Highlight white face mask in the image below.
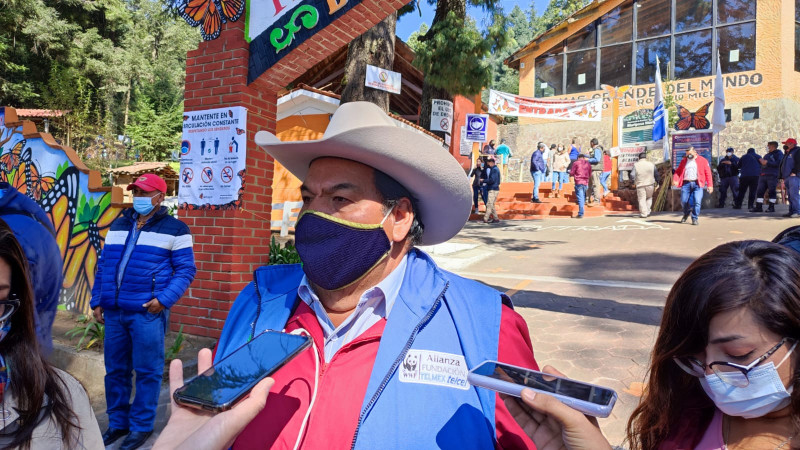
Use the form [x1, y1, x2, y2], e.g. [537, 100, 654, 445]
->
[699, 342, 796, 419]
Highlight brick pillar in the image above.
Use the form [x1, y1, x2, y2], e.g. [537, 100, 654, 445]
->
[173, 21, 277, 338]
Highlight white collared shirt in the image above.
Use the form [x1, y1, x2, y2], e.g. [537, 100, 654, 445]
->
[684, 158, 698, 180]
[297, 254, 409, 361]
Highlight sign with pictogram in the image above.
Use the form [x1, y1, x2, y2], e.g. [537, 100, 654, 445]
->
[464, 114, 489, 142]
[220, 166, 234, 183]
[201, 167, 214, 183]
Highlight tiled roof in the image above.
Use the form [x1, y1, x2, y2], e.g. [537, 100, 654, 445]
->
[15, 109, 70, 118]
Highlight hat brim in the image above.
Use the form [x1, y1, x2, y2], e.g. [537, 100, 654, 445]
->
[256, 126, 471, 245]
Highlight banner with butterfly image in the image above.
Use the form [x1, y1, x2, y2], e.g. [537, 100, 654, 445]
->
[488, 90, 602, 121]
[179, 106, 247, 210]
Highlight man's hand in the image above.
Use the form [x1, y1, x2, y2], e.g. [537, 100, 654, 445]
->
[93, 306, 104, 324]
[503, 366, 612, 450]
[707, 185, 714, 194]
[722, 160, 731, 165]
[143, 298, 165, 314]
[153, 349, 274, 450]
[760, 159, 767, 166]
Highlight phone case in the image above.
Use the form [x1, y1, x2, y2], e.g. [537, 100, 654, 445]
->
[173, 331, 311, 412]
[467, 360, 617, 418]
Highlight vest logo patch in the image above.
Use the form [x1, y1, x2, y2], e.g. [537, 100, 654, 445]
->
[399, 350, 469, 390]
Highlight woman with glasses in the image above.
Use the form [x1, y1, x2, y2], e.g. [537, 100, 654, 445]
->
[506, 240, 798, 450]
[0, 219, 103, 448]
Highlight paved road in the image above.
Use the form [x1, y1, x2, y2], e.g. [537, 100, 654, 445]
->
[97, 206, 795, 449]
[425, 206, 794, 446]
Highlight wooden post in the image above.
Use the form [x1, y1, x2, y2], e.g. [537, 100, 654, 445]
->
[471, 93, 482, 165]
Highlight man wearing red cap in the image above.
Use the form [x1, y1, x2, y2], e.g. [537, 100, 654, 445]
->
[779, 138, 800, 218]
[90, 173, 196, 449]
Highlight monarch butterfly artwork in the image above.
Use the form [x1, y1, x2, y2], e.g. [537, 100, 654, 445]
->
[0, 139, 24, 175]
[235, 128, 245, 135]
[674, 103, 712, 131]
[179, 0, 245, 41]
[14, 148, 56, 201]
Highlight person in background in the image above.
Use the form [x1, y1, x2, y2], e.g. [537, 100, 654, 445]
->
[505, 240, 799, 450]
[530, 143, 547, 203]
[482, 139, 496, 155]
[545, 144, 556, 183]
[734, 147, 762, 210]
[632, 152, 659, 218]
[551, 145, 570, 198]
[673, 147, 713, 225]
[91, 173, 197, 450]
[751, 141, 783, 213]
[0, 184, 62, 355]
[600, 149, 612, 198]
[569, 153, 591, 219]
[0, 219, 103, 448]
[569, 138, 581, 162]
[483, 156, 502, 224]
[495, 139, 513, 179]
[778, 137, 800, 218]
[717, 147, 740, 208]
[587, 138, 604, 204]
[469, 158, 487, 214]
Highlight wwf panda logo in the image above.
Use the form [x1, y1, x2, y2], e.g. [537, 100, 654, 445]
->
[401, 353, 419, 379]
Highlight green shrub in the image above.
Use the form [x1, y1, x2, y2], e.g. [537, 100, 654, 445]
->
[268, 236, 301, 265]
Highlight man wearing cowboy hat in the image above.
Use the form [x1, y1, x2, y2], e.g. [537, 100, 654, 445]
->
[174, 102, 540, 449]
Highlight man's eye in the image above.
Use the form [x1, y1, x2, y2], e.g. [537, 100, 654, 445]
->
[333, 196, 348, 203]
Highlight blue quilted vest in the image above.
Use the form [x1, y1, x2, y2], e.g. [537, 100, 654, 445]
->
[216, 249, 509, 449]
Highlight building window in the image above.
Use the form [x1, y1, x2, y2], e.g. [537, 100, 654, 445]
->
[567, 24, 597, 52]
[724, 109, 731, 122]
[717, 0, 756, 24]
[674, 29, 712, 78]
[636, 0, 671, 39]
[566, 49, 597, 94]
[601, 43, 633, 87]
[718, 22, 756, 73]
[636, 37, 671, 84]
[675, 0, 712, 32]
[535, 52, 564, 97]
[743, 107, 759, 121]
[599, 3, 634, 46]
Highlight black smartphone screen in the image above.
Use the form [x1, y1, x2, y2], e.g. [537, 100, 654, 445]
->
[176, 331, 311, 409]
[473, 362, 615, 406]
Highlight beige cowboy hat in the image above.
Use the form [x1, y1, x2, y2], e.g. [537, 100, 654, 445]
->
[254, 101, 471, 245]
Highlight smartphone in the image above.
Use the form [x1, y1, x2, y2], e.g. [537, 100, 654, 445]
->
[173, 330, 311, 412]
[467, 360, 617, 418]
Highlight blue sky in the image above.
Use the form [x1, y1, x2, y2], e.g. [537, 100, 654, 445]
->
[396, 0, 551, 40]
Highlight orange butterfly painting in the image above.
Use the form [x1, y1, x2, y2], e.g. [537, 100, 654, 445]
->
[14, 148, 56, 201]
[179, 0, 244, 41]
[674, 103, 712, 131]
[0, 139, 24, 176]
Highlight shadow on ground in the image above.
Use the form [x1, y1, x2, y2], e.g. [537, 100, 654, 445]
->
[553, 252, 695, 286]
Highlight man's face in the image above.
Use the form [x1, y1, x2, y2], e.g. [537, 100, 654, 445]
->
[788, 142, 797, 150]
[131, 187, 163, 206]
[487, 160, 496, 167]
[768, 144, 778, 152]
[686, 149, 697, 159]
[300, 158, 387, 226]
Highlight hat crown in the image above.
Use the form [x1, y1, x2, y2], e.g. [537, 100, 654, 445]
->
[323, 102, 395, 138]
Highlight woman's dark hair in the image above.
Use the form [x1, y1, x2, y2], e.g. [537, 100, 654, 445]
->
[0, 219, 80, 448]
[626, 241, 800, 450]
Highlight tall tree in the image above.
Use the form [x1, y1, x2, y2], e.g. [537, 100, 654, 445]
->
[414, 0, 509, 138]
[339, 13, 398, 112]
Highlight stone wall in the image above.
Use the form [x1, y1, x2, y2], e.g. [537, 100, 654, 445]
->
[718, 98, 800, 154]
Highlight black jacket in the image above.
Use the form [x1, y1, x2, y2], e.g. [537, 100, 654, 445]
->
[717, 155, 740, 178]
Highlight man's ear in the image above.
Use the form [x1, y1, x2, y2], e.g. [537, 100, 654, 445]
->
[388, 198, 414, 244]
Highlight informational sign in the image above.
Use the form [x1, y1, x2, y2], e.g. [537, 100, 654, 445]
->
[247, 0, 365, 83]
[621, 109, 655, 145]
[464, 114, 489, 142]
[459, 127, 472, 156]
[365, 64, 402, 94]
[488, 89, 602, 122]
[430, 99, 453, 133]
[179, 106, 247, 209]
[618, 146, 646, 171]
[671, 131, 713, 170]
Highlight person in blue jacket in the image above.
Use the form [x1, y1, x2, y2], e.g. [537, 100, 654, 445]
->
[0, 183, 62, 354]
[779, 137, 800, 218]
[530, 143, 547, 203]
[91, 173, 196, 450]
[734, 147, 762, 210]
[751, 141, 784, 213]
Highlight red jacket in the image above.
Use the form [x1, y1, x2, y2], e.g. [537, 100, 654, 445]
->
[569, 159, 591, 185]
[231, 301, 540, 449]
[672, 156, 713, 188]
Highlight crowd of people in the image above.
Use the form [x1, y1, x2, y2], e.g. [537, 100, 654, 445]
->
[0, 102, 796, 449]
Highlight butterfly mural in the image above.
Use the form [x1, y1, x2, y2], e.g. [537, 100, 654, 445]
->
[674, 103, 712, 131]
[179, 0, 245, 41]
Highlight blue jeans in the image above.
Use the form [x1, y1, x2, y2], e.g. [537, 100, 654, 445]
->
[787, 176, 800, 214]
[104, 308, 168, 432]
[681, 182, 705, 220]
[472, 185, 487, 209]
[531, 171, 544, 200]
[575, 184, 587, 216]
[719, 176, 739, 207]
[553, 171, 569, 191]
[600, 171, 611, 194]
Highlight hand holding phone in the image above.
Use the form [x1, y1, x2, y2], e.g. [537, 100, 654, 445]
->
[152, 349, 275, 450]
